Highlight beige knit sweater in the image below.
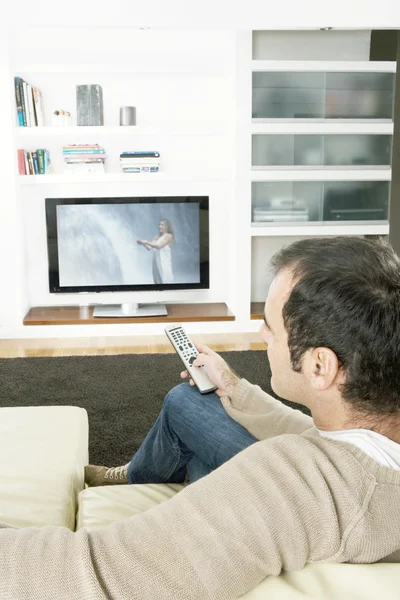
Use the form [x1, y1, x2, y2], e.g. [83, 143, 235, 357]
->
[1, 379, 400, 599]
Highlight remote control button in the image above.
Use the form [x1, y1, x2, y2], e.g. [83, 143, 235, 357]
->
[188, 356, 196, 365]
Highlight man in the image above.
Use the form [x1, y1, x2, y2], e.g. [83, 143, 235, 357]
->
[1, 236, 400, 599]
[86, 234, 400, 487]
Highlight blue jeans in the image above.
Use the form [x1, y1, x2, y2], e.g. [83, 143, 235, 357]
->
[127, 382, 258, 484]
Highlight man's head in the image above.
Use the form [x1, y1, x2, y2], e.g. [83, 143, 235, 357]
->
[261, 236, 400, 422]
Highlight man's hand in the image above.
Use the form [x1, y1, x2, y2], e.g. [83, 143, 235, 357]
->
[180, 343, 240, 397]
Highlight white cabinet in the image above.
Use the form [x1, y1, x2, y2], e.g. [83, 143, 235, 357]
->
[233, 31, 396, 322]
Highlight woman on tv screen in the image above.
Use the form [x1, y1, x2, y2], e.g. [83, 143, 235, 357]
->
[137, 219, 174, 284]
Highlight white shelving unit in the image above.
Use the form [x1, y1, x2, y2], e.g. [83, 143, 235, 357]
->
[245, 34, 397, 322]
[1, 27, 398, 339]
[4, 26, 241, 338]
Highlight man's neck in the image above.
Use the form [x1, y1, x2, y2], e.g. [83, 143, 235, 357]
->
[313, 401, 400, 445]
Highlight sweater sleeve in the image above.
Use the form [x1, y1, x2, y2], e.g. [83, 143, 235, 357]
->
[220, 379, 314, 440]
[0, 436, 364, 600]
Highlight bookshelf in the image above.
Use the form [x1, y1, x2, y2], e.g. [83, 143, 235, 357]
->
[5, 26, 241, 338]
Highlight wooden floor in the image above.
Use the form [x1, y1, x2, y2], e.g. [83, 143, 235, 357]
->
[0, 333, 265, 358]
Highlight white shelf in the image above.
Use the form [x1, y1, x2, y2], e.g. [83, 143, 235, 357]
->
[251, 121, 394, 135]
[251, 223, 390, 237]
[251, 168, 392, 181]
[14, 62, 224, 76]
[14, 125, 230, 137]
[17, 173, 228, 185]
[251, 60, 397, 73]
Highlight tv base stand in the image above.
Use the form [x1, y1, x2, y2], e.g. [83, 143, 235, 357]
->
[93, 303, 168, 318]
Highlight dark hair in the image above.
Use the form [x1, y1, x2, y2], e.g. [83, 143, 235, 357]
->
[270, 236, 400, 416]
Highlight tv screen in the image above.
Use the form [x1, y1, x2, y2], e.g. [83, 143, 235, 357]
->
[45, 196, 209, 293]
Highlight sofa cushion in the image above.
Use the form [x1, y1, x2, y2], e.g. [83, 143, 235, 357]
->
[77, 483, 185, 530]
[241, 562, 400, 599]
[78, 482, 400, 599]
[0, 406, 88, 530]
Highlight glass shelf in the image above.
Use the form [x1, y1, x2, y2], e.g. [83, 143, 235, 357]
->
[252, 71, 395, 120]
[252, 180, 390, 223]
[252, 134, 392, 167]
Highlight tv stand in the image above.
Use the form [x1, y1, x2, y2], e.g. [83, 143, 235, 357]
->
[93, 302, 168, 318]
[23, 303, 235, 325]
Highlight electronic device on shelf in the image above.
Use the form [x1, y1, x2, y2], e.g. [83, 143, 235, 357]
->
[45, 196, 210, 317]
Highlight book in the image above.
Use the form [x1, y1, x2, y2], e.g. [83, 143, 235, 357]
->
[64, 158, 105, 163]
[122, 166, 160, 173]
[24, 151, 29, 174]
[32, 87, 45, 127]
[36, 149, 45, 174]
[44, 150, 51, 173]
[120, 158, 160, 164]
[14, 78, 24, 127]
[120, 151, 160, 158]
[63, 149, 105, 154]
[27, 84, 36, 126]
[27, 152, 34, 174]
[31, 151, 39, 174]
[22, 81, 31, 127]
[17, 149, 26, 174]
[19, 78, 27, 126]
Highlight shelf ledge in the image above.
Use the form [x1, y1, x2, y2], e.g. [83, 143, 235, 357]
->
[251, 223, 389, 236]
[17, 173, 229, 184]
[251, 60, 397, 72]
[14, 125, 230, 137]
[23, 303, 235, 326]
[250, 168, 392, 181]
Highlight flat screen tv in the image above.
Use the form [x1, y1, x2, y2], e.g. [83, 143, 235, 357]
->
[45, 196, 210, 317]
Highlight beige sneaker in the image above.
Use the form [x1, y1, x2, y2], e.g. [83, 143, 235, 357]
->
[84, 463, 130, 487]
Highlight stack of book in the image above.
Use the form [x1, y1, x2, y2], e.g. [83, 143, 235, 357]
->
[14, 77, 45, 127]
[62, 144, 106, 174]
[120, 151, 160, 173]
[17, 149, 51, 175]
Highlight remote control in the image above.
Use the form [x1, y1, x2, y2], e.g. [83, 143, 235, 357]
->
[165, 324, 217, 394]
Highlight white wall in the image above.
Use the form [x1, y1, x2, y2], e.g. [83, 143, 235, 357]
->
[0, 26, 27, 333]
[5, 0, 400, 29]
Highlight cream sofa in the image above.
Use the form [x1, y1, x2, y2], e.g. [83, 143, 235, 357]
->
[1, 405, 399, 599]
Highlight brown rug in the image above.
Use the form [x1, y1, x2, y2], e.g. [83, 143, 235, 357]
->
[0, 351, 310, 465]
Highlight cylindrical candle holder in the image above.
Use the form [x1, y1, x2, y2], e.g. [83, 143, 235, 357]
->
[119, 106, 136, 126]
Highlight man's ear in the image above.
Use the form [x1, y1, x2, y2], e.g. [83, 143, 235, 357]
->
[305, 347, 340, 391]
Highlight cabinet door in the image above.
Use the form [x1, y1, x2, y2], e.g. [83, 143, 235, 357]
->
[252, 71, 395, 120]
[252, 134, 392, 167]
[252, 180, 390, 223]
[325, 72, 395, 119]
[252, 72, 325, 119]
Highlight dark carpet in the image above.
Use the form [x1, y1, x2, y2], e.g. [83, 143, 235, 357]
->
[0, 351, 310, 466]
